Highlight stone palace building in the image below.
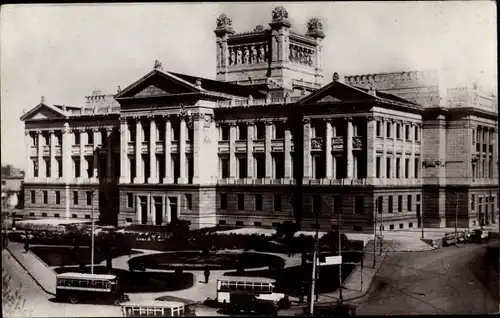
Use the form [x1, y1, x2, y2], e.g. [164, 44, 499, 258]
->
[20, 7, 498, 231]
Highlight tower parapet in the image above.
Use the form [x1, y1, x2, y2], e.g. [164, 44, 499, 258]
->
[214, 7, 325, 97]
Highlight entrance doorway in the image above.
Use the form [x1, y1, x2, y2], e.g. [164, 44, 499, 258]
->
[154, 197, 163, 225]
[139, 196, 148, 225]
[169, 197, 178, 223]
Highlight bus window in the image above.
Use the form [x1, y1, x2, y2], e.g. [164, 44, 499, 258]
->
[165, 308, 172, 317]
[254, 283, 262, 292]
[229, 282, 237, 290]
[220, 281, 229, 290]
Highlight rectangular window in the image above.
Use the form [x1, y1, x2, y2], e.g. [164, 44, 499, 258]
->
[72, 214, 77, 219]
[407, 195, 412, 211]
[255, 123, 265, 140]
[73, 191, 78, 205]
[237, 123, 247, 140]
[389, 224, 394, 230]
[396, 158, 401, 178]
[405, 125, 410, 140]
[43, 191, 48, 204]
[74, 158, 81, 178]
[414, 126, 419, 141]
[255, 194, 263, 211]
[127, 193, 133, 208]
[377, 196, 383, 214]
[274, 122, 285, 139]
[274, 195, 282, 212]
[376, 157, 381, 178]
[355, 196, 364, 214]
[42, 213, 47, 217]
[388, 196, 393, 213]
[45, 158, 51, 177]
[333, 195, 342, 214]
[386, 122, 392, 138]
[409, 222, 413, 228]
[87, 131, 94, 145]
[405, 158, 410, 178]
[57, 159, 63, 178]
[398, 195, 403, 212]
[237, 194, 244, 211]
[219, 220, 227, 225]
[399, 223, 404, 229]
[471, 194, 475, 210]
[417, 194, 421, 202]
[33, 159, 39, 178]
[85, 214, 90, 219]
[396, 124, 401, 139]
[74, 131, 81, 145]
[376, 121, 381, 137]
[236, 221, 244, 226]
[312, 195, 321, 215]
[386, 158, 391, 178]
[220, 194, 227, 210]
[185, 194, 192, 210]
[254, 221, 262, 227]
[55, 191, 61, 204]
[414, 158, 419, 178]
[54, 213, 60, 218]
[30, 190, 36, 204]
[86, 191, 92, 205]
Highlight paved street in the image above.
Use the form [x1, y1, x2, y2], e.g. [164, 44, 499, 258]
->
[351, 244, 498, 315]
[2, 250, 122, 317]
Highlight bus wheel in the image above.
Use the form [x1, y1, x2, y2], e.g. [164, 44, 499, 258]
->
[69, 295, 79, 304]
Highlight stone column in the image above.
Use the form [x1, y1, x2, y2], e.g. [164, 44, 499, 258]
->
[24, 132, 32, 179]
[284, 125, 292, 179]
[401, 122, 406, 179]
[303, 118, 312, 182]
[246, 123, 254, 180]
[192, 113, 203, 184]
[106, 128, 112, 179]
[229, 122, 237, 179]
[392, 120, 397, 179]
[150, 195, 156, 225]
[493, 129, 498, 179]
[120, 119, 129, 183]
[37, 131, 44, 178]
[178, 117, 187, 184]
[149, 116, 158, 184]
[136, 195, 141, 224]
[410, 123, 416, 179]
[63, 123, 71, 218]
[325, 119, 333, 179]
[366, 116, 376, 182]
[478, 126, 483, 178]
[382, 119, 387, 180]
[265, 122, 273, 180]
[80, 129, 88, 179]
[163, 116, 173, 183]
[134, 118, 144, 184]
[485, 127, 490, 179]
[49, 130, 57, 179]
[92, 128, 99, 180]
[346, 117, 354, 179]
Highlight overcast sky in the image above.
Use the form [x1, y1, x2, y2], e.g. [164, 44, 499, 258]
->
[1, 2, 497, 169]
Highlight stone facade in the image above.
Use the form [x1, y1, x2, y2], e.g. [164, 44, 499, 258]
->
[19, 7, 498, 232]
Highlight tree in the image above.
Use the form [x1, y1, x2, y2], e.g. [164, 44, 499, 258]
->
[319, 230, 349, 253]
[96, 231, 135, 273]
[166, 219, 191, 247]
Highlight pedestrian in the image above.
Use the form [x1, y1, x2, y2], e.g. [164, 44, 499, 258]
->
[23, 240, 29, 253]
[204, 266, 210, 284]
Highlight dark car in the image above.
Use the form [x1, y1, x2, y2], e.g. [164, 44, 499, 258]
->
[469, 229, 488, 244]
[228, 291, 278, 315]
[303, 303, 357, 316]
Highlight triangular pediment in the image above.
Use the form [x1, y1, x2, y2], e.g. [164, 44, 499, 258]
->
[116, 69, 204, 99]
[297, 80, 377, 105]
[20, 103, 66, 121]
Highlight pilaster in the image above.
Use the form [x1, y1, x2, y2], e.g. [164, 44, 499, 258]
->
[325, 119, 333, 179]
[265, 122, 273, 179]
[346, 117, 354, 179]
[246, 123, 254, 180]
[120, 119, 129, 183]
[134, 118, 144, 184]
[284, 126, 292, 179]
[303, 117, 312, 182]
[229, 122, 237, 179]
[149, 116, 158, 184]
[163, 116, 173, 184]
[178, 117, 187, 184]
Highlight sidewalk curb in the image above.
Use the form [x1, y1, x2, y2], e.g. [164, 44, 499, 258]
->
[5, 245, 56, 297]
[342, 252, 388, 302]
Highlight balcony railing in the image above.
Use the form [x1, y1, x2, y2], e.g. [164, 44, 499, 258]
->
[332, 137, 344, 151]
[311, 137, 325, 150]
[352, 136, 364, 150]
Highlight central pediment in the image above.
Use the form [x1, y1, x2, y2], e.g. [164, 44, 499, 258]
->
[116, 69, 204, 100]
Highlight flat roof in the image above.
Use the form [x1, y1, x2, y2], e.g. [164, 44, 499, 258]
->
[56, 272, 117, 280]
[121, 300, 185, 308]
[218, 276, 276, 284]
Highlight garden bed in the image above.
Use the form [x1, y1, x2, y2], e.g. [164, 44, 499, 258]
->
[128, 251, 284, 271]
[53, 265, 194, 293]
[31, 246, 142, 267]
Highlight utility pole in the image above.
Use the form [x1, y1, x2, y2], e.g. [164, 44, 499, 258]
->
[309, 224, 318, 315]
[338, 209, 343, 303]
[455, 192, 459, 246]
[91, 189, 96, 274]
[421, 207, 424, 239]
[373, 208, 377, 268]
[379, 208, 384, 256]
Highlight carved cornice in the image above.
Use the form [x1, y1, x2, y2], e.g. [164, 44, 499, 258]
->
[24, 131, 30, 136]
[120, 118, 128, 124]
[366, 116, 375, 122]
[48, 130, 54, 134]
[344, 116, 353, 122]
[323, 118, 332, 124]
[302, 117, 311, 125]
[92, 128, 100, 133]
[106, 127, 114, 133]
[35, 129, 42, 134]
[228, 122, 237, 127]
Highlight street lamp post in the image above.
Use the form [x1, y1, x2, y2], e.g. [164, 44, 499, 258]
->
[455, 192, 459, 246]
[91, 190, 97, 274]
[338, 210, 343, 304]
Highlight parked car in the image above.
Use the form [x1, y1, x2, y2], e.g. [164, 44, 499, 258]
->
[469, 229, 488, 244]
[228, 291, 278, 315]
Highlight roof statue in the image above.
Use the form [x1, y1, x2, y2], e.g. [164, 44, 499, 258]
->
[41, 96, 45, 103]
[306, 17, 325, 38]
[216, 13, 232, 29]
[154, 60, 163, 70]
[272, 6, 289, 22]
[254, 24, 264, 32]
[117, 85, 122, 93]
[332, 72, 340, 81]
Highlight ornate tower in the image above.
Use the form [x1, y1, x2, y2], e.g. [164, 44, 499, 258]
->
[214, 7, 326, 97]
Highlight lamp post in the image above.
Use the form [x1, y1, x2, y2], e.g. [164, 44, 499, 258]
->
[91, 189, 97, 274]
[455, 192, 459, 246]
[338, 210, 343, 304]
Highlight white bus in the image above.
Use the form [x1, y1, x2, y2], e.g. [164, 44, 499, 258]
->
[56, 272, 129, 305]
[120, 300, 191, 317]
[216, 276, 286, 304]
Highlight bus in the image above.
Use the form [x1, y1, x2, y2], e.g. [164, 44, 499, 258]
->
[216, 276, 287, 305]
[120, 300, 192, 317]
[55, 272, 129, 305]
